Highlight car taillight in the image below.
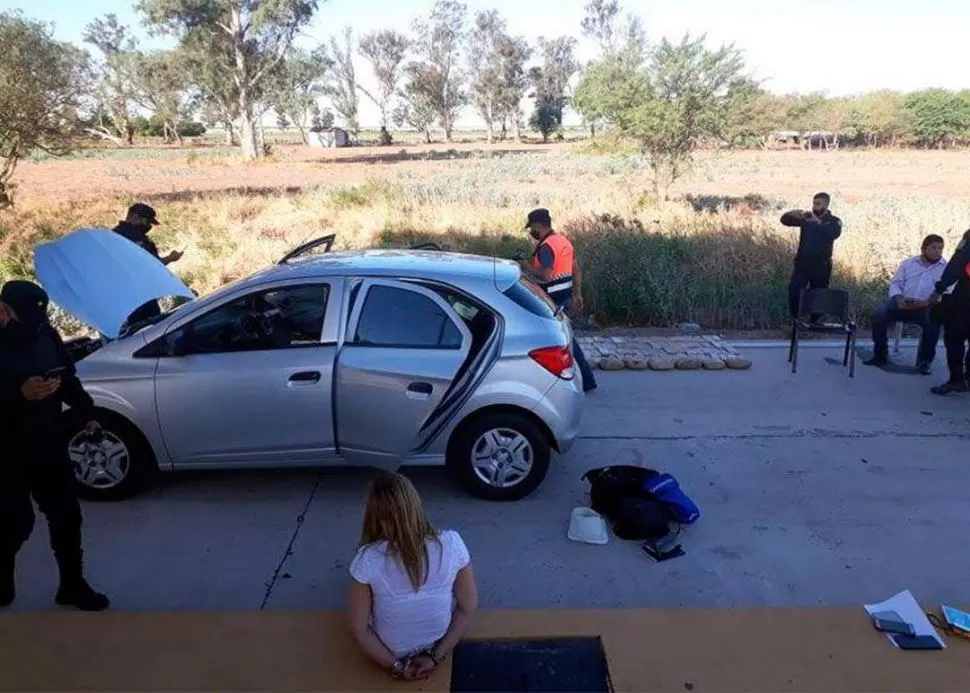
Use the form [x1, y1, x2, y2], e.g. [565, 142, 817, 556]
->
[529, 345, 575, 379]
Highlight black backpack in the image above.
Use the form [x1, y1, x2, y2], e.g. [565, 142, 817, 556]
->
[581, 465, 671, 541]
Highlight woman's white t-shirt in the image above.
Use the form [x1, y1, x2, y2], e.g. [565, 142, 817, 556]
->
[350, 530, 470, 658]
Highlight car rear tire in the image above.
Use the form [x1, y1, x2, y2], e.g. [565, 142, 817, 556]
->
[449, 411, 551, 501]
[64, 411, 156, 501]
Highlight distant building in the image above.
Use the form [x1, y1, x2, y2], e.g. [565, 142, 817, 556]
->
[767, 130, 839, 150]
[308, 126, 351, 148]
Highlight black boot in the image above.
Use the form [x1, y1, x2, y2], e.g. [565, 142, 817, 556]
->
[0, 553, 14, 608]
[54, 553, 109, 612]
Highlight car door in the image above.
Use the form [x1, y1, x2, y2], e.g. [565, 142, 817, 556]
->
[153, 280, 341, 466]
[335, 279, 472, 466]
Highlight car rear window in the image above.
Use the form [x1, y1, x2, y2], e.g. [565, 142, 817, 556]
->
[503, 278, 557, 319]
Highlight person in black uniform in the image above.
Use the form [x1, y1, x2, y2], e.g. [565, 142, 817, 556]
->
[780, 192, 843, 318]
[0, 280, 110, 610]
[113, 202, 184, 326]
[928, 229, 970, 395]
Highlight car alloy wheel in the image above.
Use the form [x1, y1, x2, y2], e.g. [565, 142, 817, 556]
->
[68, 430, 132, 491]
[470, 427, 535, 489]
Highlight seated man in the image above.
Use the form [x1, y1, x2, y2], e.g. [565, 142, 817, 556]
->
[865, 234, 947, 374]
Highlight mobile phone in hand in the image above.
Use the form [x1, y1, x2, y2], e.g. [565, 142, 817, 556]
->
[44, 366, 68, 379]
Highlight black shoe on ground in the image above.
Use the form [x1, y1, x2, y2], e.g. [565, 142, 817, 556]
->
[55, 579, 110, 611]
[584, 383, 597, 393]
[863, 355, 888, 367]
[931, 380, 967, 396]
[916, 361, 932, 375]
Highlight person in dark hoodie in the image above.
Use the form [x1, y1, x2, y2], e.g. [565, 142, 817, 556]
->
[780, 192, 843, 319]
[113, 203, 184, 327]
[0, 280, 109, 610]
[927, 229, 970, 395]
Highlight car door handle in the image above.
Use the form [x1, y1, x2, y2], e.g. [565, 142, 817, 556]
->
[406, 382, 433, 399]
[288, 371, 321, 385]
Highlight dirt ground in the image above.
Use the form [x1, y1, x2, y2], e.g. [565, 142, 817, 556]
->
[11, 141, 970, 205]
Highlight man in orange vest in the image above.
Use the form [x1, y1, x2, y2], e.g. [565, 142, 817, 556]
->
[519, 208, 597, 392]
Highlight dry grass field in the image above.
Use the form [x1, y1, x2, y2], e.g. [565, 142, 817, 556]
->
[3, 139, 970, 332]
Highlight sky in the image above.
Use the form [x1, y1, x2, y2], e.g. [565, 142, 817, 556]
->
[2, 0, 968, 128]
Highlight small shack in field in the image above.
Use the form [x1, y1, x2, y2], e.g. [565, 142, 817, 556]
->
[308, 127, 350, 148]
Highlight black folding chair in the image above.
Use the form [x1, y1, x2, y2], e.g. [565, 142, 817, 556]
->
[788, 288, 857, 377]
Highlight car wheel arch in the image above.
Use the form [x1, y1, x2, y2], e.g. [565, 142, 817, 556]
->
[446, 404, 559, 458]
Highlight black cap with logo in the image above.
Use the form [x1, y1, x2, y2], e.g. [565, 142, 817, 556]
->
[525, 208, 552, 228]
[127, 203, 161, 225]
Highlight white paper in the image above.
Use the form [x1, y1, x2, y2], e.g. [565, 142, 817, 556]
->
[864, 589, 945, 648]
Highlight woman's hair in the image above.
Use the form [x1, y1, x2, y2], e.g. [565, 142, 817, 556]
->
[360, 472, 439, 591]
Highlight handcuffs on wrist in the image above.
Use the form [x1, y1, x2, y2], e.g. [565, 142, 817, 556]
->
[390, 658, 409, 678]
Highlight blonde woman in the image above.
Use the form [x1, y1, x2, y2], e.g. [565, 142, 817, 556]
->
[348, 472, 478, 681]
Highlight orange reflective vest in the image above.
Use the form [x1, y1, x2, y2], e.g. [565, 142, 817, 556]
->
[532, 233, 575, 298]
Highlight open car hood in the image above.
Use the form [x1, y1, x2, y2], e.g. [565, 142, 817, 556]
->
[33, 227, 195, 339]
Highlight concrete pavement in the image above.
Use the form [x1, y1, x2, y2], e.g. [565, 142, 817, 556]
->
[8, 344, 970, 613]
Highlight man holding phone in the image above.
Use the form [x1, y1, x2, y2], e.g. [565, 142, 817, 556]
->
[0, 280, 109, 611]
[113, 202, 185, 326]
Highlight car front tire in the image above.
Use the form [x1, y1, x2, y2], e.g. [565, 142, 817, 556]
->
[449, 410, 551, 501]
[64, 411, 156, 501]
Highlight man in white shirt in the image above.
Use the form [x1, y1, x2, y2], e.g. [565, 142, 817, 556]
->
[865, 234, 946, 374]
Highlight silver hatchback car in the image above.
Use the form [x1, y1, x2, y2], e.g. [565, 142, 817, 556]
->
[39, 230, 585, 502]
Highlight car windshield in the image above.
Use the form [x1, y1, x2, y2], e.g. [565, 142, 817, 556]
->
[119, 296, 194, 338]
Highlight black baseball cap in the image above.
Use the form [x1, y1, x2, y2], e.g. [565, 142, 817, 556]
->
[525, 208, 552, 228]
[127, 203, 160, 225]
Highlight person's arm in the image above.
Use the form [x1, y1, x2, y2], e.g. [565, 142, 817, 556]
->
[934, 243, 970, 295]
[430, 563, 478, 661]
[572, 258, 584, 310]
[524, 244, 555, 284]
[347, 580, 399, 671]
[50, 331, 96, 419]
[58, 368, 96, 418]
[811, 215, 843, 242]
[780, 210, 808, 227]
[888, 260, 907, 304]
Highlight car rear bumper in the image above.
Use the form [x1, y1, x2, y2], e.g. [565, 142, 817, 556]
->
[536, 377, 584, 453]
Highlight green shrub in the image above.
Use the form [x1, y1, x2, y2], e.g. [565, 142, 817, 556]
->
[379, 213, 887, 331]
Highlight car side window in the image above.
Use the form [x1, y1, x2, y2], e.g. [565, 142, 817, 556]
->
[173, 284, 330, 355]
[353, 285, 463, 349]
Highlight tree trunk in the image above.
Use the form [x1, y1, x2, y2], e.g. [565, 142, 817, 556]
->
[424, 126, 432, 144]
[444, 120, 454, 143]
[589, 122, 596, 139]
[512, 117, 522, 142]
[257, 123, 267, 154]
[500, 117, 507, 141]
[297, 123, 309, 145]
[485, 102, 494, 144]
[232, 6, 261, 160]
[238, 88, 260, 160]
